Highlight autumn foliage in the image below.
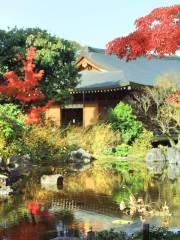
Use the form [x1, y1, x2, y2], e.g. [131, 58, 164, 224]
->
[0, 48, 54, 124]
[106, 5, 180, 60]
[106, 5, 180, 105]
[167, 90, 180, 105]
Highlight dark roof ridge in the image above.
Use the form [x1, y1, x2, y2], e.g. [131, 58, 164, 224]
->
[82, 46, 180, 61]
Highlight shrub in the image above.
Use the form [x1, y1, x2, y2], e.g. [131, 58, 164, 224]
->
[0, 104, 27, 159]
[149, 226, 176, 240]
[115, 144, 131, 157]
[22, 124, 66, 164]
[96, 229, 129, 240]
[96, 227, 179, 240]
[109, 102, 143, 143]
[129, 129, 153, 157]
[104, 144, 131, 157]
[64, 124, 120, 156]
[0, 104, 27, 140]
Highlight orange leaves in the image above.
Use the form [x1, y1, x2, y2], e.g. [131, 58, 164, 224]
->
[0, 48, 55, 124]
[106, 5, 180, 60]
[166, 90, 180, 105]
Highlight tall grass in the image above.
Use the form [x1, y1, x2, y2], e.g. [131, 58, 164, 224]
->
[63, 123, 120, 157]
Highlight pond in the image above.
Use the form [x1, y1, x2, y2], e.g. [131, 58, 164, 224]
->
[0, 158, 179, 239]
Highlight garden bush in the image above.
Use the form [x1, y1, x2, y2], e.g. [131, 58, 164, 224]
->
[0, 104, 26, 140]
[64, 123, 120, 156]
[129, 129, 153, 157]
[96, 226, 179, 240]
[115, 144, 130, 157]
[96, 229, 129, 240]
[22, 124, 66, 164]
[0, 104, 28, 159]
[109, 102, 143, 143]
[104, 144, 131, 157]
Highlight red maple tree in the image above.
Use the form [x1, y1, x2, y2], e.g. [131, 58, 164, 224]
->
[0, 47, 54, 124]
[106, 5, 180, 60]
[106, 5, 180, 104]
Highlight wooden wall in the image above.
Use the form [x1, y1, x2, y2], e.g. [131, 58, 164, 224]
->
[83, 102, 99, 127]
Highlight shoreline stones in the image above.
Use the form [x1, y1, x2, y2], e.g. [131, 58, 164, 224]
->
[69, 148, 95, 171]
[0, 174, 13, 197]
[146, 147, 180, 179]
[69, 148, 95, 164]
[6, 154, 32, 176]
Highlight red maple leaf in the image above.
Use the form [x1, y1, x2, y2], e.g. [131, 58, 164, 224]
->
[0, 48, 55, 124]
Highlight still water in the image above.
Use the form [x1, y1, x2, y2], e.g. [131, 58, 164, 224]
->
[0, 159, 179, 239]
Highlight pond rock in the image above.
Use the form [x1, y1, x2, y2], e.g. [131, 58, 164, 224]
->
[6, 154, 32, 176]
[167, 164, 177, 181]
[167, 162, 180, 180]
[166, 147, 180, 164]
[6, 169, 21, 186]
[0, 174, 8, 188]
[146, 148, 166, 163]
[0, 175, 13, 197]
[146, 148, 166, 175]
[0, 186, 13, 197]
[41, 174, 63, 191]
[146, 160, 165, 175]
[70, 148, 94, 164]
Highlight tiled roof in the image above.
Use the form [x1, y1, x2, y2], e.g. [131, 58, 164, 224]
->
[76, 47, 180, 91]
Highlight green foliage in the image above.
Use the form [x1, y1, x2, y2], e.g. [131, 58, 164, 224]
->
[0, 104, 26, 139]
[149, 226, 177, 240]
[129, 129, 153, 157]
[96, 229, 129, 240]
[115, 144, 130, 157]
[105, 144, 131, 157]
[109, 102, 143, 143]
[101, 159, 146, 204]
[96, 227, 179, 240]
[0, 104, 28, 158]
[0, 27, 80, 104]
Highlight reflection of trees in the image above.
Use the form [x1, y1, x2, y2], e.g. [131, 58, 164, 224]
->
[146, 176, 180, 208]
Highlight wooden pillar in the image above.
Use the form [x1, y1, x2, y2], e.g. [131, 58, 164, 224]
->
[83, 101, 99, 127]
[45, 105, 61, 126]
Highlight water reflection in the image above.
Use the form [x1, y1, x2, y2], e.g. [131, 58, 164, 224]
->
[0, 159, 179, 239]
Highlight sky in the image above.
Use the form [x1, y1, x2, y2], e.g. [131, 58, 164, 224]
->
[0, 0, 179, 48]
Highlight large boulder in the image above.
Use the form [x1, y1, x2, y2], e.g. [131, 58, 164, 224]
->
[6, 154, 32, 176]
[70, 148, 94, 164]
[146, 148, 166, 163]
[146, 147, 180, 179]
[146, 148, 166, 175]
[0, 174, 8, 188]
[167, 164, 177, 181]
[7, 154, 32, 167]
[167, 161, 180, 180]
[166, 148, 180, 164]
[0, 174, 13, 197]
[0, 186, 13, 197]
[146, 160, 165, 175]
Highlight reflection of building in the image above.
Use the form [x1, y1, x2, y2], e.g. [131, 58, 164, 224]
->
[46, 47, 180, 127]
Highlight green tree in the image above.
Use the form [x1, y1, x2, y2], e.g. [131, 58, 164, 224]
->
[0, 27, 81, 104]
[109, 102, 143, 143]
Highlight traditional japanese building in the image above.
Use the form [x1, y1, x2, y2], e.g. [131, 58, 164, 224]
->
[46, 47, 180, 127]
